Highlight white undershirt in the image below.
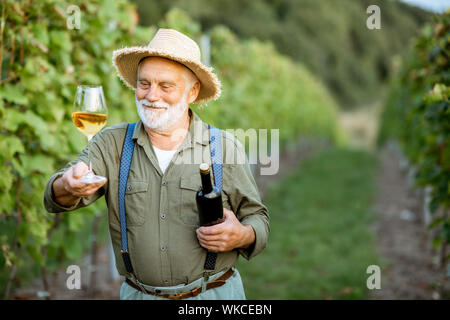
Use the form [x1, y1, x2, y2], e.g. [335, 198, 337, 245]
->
[152, 145, 177, 174]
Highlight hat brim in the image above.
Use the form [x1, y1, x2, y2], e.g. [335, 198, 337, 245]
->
[112, 47, 221, 104]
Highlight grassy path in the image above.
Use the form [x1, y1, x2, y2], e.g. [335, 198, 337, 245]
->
[237, 146, 380, 299]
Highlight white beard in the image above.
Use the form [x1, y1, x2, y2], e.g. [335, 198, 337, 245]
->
[136, 93, 189, 132]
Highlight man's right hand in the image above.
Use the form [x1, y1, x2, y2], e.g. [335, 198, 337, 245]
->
[52, 162, 107, 207]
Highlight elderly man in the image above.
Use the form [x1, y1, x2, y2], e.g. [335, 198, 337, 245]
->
[44, 29, 269, 300]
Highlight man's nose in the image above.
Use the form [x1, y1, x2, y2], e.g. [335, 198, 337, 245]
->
[145, 86, 160, 102]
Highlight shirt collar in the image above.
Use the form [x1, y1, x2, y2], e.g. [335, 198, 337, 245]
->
[132, 107, 209, 148]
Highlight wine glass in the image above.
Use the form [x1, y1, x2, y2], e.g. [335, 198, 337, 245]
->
[72, 85, 108, 183]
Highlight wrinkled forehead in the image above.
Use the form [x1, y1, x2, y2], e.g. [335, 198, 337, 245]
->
[137, 56, 187, 82]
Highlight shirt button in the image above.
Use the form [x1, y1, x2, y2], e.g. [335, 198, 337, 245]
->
[162, 181, 167, 186]
[161, 245, 167, 252]
[161, 213, 166, 220]
[163, 280, 169, 284]
[127, 185, 132, 191]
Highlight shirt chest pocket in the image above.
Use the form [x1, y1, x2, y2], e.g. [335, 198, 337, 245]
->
[124, 181, 149, 226]
[179, 177, 201, 226]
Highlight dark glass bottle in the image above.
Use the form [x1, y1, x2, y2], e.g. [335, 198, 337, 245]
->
[196, 163, 224, 226]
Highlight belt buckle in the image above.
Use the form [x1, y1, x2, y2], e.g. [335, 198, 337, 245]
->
[168, 276, 210, 300]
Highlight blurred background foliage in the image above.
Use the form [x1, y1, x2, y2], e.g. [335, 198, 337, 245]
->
[0, 0, 145, 298]
[132, 0, 432, 108]
[378, 12, 450, 250]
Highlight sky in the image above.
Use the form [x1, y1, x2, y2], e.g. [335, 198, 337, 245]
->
[400, 0, 450, 13]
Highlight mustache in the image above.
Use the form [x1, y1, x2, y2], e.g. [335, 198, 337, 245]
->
[137, 99, 170, 109]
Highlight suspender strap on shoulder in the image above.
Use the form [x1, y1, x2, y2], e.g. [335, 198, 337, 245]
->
[119, 122, 137, 274]
[209, 125, 223, 191]
[204, 124, 223, 272]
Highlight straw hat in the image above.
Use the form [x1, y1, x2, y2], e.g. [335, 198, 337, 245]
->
[112, 28, 221, 104]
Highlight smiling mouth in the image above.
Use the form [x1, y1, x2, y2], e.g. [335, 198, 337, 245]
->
[144, 105, 167, 110]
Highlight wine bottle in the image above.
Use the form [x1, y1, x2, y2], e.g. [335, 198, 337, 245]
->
[196, 163, 224, 226]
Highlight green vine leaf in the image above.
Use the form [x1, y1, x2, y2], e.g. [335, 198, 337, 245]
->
[1, 85, 29, 105]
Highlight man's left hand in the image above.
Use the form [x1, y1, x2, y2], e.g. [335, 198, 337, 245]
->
[196, 208, 255, 252]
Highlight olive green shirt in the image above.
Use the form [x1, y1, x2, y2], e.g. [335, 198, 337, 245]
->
[43, 108, 270, 287]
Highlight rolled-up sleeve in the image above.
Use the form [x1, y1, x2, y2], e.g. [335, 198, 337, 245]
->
[222, 134, 270, 260]
[43, 170, 83, 213]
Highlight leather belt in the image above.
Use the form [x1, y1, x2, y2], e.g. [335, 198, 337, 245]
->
[125, 268, 234, 300]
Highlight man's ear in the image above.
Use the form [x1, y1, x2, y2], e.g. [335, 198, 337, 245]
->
[187, 81, 201, 104]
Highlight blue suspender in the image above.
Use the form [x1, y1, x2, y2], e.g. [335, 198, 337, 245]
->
[119, 122, 137, 273]
[209, 125, 222, 191]
[118, 122, 223, 276]
[204, 125, 222, 271]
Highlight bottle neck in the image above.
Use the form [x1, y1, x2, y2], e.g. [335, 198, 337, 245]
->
[200, 171, 213, 194]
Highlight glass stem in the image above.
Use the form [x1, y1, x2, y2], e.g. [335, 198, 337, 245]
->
[87, 135, 93, 172]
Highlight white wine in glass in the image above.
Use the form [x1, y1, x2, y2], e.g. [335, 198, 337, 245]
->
[72, 85, 108, 183]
